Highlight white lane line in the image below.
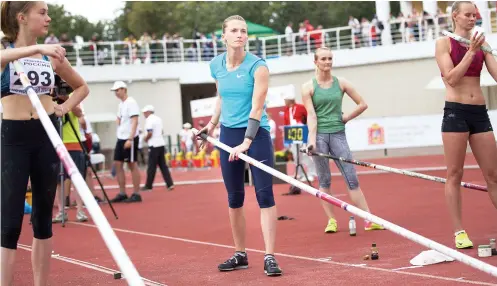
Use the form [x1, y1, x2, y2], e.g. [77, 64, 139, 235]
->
[69, 223, 497, 286]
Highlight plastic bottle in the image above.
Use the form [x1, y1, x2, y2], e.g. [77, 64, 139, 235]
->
[371, 243, 379, 260]
[349, 216, 356, 236]
[490, 239, 497, 255]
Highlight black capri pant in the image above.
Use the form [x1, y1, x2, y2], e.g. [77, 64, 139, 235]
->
[219, 125, 275, 209]
[1, 114, 59, 249]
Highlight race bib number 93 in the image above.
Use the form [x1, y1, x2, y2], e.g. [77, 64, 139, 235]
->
[9, 58, 55, 95]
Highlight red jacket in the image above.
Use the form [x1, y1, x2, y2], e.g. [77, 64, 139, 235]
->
[283, 104, 307, 126]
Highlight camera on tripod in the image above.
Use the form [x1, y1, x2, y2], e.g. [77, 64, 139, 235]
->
[53, 74, 74, 104]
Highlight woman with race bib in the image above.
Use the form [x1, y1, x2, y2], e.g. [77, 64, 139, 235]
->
[1, 2, 89, 285]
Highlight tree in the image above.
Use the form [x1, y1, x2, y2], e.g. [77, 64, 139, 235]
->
[47, 2, 399, 41]
[118, 1, 388, 39]
[47, 3, 110, 41]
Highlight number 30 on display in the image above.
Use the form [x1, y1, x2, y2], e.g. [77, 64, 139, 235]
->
[283, 125, 308, 144]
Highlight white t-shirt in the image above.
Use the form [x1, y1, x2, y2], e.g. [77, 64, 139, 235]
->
[285, 26, 293, 42]
[116, 96, 140, 140]
[79, 103, 92, 142]
[145, 114, 165, 147]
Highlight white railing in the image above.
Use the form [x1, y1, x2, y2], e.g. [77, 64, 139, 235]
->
[60, 14, 465, 67]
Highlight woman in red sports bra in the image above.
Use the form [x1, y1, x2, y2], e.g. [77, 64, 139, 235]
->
[435, 1, 497, 250]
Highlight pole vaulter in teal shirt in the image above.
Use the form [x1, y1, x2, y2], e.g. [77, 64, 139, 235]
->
[210, 52, 271, 131]
[209, 51, 275, 210]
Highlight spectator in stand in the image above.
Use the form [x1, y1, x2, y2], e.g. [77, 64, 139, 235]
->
[411, 9, 420, 41]
[172, 34, 181, 61]
[348, 16, 361, 48]
[361, 17, 371, 47]
[44, 32, 58, 44]
[423, 11, 435, 41]
[298, 22, 306, 53]
[304, 19, 315, 47]
[149, 32, 162, 63]
[124, 34, 138, 64]
[285, 22, 293, 55]
[139, 31, 152, 63]
[437, 8, 447, 29]
[311, 25, 323, 49]
[87, 33, 104, 65]
[370, 15, 381, 46]
[186, 43, 197, 62]
[58, 32, 75, 64]
[59, 33, 73, 51]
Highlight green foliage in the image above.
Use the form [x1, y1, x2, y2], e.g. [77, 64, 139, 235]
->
[47, 3, 118, 41]
[46, 1, 393, 41]
[118, 1, 381, 38]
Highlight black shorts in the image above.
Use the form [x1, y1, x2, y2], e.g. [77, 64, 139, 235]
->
[62, 150, 86, 180]
[441, 101, 493, 135]
[113, 136, 139, 162]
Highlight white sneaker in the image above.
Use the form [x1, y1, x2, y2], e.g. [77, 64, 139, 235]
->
[76, 210, 88, 222]
[52, 212, 68, 223]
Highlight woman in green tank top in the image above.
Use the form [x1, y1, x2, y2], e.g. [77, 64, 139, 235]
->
[300, 47, 384, 233]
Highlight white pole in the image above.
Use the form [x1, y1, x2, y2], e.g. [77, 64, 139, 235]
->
[192, 128, 497, 278]
[9, 55, 145, 286]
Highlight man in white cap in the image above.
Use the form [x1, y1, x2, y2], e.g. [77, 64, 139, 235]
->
[282, 92, 316, 182]
[109, 81, 142, 203]
[141, 105, 175, 191]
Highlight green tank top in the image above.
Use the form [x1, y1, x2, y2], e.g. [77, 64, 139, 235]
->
[311, 76, 345, 133]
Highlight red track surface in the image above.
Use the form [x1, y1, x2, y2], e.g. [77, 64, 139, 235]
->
[14, 154, 497, 285]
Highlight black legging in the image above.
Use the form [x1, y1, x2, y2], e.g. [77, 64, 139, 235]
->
[1, 114, 59, 249]
[145, 146, 174, 188]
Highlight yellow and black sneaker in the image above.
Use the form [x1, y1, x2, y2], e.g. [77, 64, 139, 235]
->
[455, 230, 473, 249]
[325, 218, 338, 233]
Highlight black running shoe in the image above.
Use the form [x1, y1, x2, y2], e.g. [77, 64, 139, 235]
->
[110, 193, 128, 203]
[125, 193, 142, 203]
[264, 255, 282, 276]
[218, 252, 249, 271]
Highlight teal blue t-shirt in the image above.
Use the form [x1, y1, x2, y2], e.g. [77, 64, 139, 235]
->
[209, 52, 270, 131]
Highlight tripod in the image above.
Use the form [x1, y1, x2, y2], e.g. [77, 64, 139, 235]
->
[284, 143, 312, 196]
[65, 115, 119, 220]
[293, 143, 312, 184]
[58, 117, 67, 227]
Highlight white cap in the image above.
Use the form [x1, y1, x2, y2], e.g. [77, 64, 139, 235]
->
[142, 105, 154, 113]
[183, 122, 192, 129]
[110, 81, 127, 91]
[281, 93, 295, 100]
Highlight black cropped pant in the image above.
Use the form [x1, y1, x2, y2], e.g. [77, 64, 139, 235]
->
[1, 114, 59, 249]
